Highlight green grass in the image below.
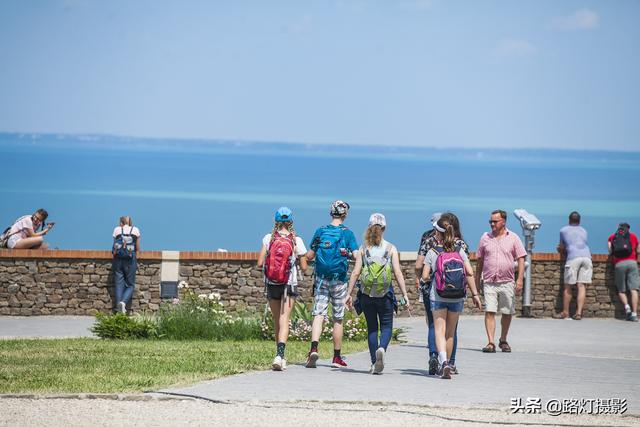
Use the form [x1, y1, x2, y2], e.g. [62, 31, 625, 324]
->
[0, 339, 368, 393]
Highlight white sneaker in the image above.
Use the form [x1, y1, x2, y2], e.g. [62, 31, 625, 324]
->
[373, 347, 385, 374]
[369, 364, 375, 374]
[272, 355, 285, 371]
[118, 302, 126, 314]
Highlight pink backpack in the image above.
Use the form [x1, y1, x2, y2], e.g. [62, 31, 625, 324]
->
[434, 248, 467, 299]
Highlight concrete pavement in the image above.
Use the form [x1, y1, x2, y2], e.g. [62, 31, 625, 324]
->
[160, 316, 640, 414]
[1, 314, 638, 416]
[0, 315, 95, 339]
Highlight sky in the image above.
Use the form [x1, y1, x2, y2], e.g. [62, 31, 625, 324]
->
[0, 1, 639, 150]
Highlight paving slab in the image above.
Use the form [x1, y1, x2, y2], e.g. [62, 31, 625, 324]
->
[0, 316, 96, 339]
[161, 316, 640, 414]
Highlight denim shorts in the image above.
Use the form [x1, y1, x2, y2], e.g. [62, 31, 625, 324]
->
[431, 299, 464, 313]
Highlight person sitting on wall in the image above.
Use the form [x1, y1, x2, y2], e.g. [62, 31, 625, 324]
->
[3, 209, 54, 249]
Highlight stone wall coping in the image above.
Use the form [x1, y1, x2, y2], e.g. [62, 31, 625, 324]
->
[0, 249, 611, 262]
[0, 249, 162, 260]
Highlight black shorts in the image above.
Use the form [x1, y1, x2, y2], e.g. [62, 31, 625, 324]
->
[266, 284, 299, 301]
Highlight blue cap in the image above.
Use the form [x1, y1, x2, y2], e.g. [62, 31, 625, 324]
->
[275, 206, 293, 222]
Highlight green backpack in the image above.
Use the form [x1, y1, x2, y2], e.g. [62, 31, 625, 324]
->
[360, 243, 393, 297]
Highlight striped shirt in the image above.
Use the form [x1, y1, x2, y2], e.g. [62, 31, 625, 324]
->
[476, 228, 527, 283]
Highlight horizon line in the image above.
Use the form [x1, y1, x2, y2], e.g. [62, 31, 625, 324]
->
[1, 130, 639, 154]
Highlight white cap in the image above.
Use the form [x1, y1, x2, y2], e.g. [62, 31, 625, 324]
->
[433, 221, 445, 232]
[430, 212, 442, 224]
[368, 212, 386, 227]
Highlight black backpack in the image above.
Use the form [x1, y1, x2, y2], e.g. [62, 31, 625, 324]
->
[612, 230, 633, 258]
[112, 227, 137, 259]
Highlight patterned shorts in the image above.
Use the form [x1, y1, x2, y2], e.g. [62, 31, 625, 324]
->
[312, 276, 348, 321]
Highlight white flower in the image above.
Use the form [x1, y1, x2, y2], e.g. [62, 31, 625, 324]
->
[178, 281, 189, 289]
[198, 294, 207, 299]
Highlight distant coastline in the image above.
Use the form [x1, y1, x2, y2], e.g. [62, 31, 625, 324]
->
[1, 132, 639, 167]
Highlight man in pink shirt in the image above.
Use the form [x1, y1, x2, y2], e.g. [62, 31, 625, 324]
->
[475, 210, 526, 353]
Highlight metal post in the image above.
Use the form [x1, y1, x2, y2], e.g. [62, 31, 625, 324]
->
[513, 209, 541, 318]
[522, 229, 534, 317]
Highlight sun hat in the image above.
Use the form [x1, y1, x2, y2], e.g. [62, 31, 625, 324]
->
[275, 206, 293, 222]
[368, 213, 386, 227]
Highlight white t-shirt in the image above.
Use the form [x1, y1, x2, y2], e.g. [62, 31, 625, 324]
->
[113, 225, 141, 239]
[113, 226, 141, 253]
[262, 233, 307, 286]
[9, 215, 34, 240]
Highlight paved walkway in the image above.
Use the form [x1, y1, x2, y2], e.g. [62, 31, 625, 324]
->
[0, 316, 95, 339]
[160, 316, 640, 414]
[1, 314, 638, 418]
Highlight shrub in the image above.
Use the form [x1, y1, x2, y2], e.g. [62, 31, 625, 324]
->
[93, 282, 404, 342]
[261, 301, 401, 342]
[91, 313, 157, 339]
[94, 282, 262, 341]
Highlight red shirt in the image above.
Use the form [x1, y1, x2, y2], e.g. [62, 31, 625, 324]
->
[608, 231, 639, 265]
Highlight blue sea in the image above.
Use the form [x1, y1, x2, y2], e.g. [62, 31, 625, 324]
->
[1, 133, 639, 254]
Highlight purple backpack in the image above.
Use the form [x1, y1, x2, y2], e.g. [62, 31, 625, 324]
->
[434, 248, 467, 299]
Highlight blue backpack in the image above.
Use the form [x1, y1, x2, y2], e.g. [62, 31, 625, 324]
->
[112, 227, 136, 260]
[314, 225, 349, 279]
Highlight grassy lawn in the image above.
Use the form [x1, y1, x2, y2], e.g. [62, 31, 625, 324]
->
[0, 339, 368, 393]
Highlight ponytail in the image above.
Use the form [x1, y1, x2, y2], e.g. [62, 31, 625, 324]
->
[365, 225, 383, 247]
[443, 223, 456, 252]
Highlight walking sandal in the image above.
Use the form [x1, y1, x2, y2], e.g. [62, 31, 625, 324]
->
[482, 342, 496, 353]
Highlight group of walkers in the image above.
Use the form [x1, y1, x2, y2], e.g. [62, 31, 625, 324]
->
[2, 204, 639, 377]
[258, 201, 525, 379]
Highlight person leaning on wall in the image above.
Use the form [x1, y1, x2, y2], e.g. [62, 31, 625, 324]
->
[111, 216, 141, 315]
[608, 222, 639, 322]
[555, 211, 592, 320]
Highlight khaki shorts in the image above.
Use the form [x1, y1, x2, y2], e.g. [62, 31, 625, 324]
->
[483, 281, 516, 315]
[564, 257, 593, 285]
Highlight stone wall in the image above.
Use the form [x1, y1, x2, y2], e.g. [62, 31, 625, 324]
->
[0, 250, 162, 316]
[0, 249, 628, 318]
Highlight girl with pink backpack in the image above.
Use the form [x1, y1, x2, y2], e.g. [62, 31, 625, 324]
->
[421, 216, 481, 379]
[257, 207, 308, 371]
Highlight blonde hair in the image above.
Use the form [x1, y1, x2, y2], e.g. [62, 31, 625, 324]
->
[272, 221, 295, 238]
[364, 225, 384, 247]
[119, 216, 132, 226]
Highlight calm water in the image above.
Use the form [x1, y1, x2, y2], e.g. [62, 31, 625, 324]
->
[1, 133, 639, 253]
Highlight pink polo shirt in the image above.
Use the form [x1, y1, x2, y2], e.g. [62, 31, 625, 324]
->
[476, 228, 527, 283]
